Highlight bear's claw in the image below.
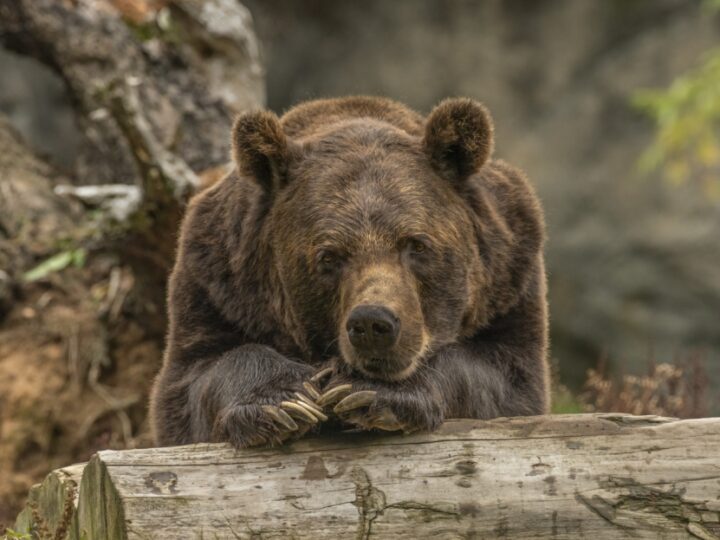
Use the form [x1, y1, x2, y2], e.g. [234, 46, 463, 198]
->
[292, 393, 329, 421]
[302, 381, 321, 400]
[333, 390, 377, 414]
[266, 383, 419, 436]
[310, 367, 334, 384]
[261, 405, 298, 432]
[262, 389, 327, 441]
[317, 384, 353, 407]
[357, 408, 404, 432]
[281, 400, 321, 423]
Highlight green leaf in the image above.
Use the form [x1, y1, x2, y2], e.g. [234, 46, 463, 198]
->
[633, 45, 720, 188]
[3, 529, 32, 539]
[22, 248, 87, 282]
[73, 247, 87, 268]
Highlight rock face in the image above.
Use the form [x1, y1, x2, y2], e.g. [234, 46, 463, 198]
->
[0, 0, 263, 187]
[245, 0, 720, 389]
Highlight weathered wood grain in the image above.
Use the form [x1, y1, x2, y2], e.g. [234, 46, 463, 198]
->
[14, 414, 720, 539]
[14, 463, 84, 539]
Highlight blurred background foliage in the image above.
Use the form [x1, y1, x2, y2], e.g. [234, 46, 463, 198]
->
[634, 47, 720, 193]
[634, 0, 720, 192]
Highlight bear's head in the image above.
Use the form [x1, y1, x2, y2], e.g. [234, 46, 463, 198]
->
[231, 97, 543, 381]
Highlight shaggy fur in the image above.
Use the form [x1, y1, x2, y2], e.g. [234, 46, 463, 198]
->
[424, 98, 494, 182]
[150, 96, 550, 448]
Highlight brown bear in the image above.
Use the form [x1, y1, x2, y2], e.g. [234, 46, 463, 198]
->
[149, 96, 549, 448]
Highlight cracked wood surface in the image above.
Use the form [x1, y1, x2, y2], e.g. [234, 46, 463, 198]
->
[14, 414, 720, 539]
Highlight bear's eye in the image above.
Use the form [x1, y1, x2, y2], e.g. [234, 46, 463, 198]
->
[408, 238, 427, 254]
[317, 250, 343, 272]
[405, 238, 427, 255]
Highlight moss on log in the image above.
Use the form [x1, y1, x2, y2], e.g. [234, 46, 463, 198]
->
[14, 464, 84, 539]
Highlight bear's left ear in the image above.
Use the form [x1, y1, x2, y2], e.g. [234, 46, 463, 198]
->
[423, 98, 494, 184]
[232, 110, 295, 197]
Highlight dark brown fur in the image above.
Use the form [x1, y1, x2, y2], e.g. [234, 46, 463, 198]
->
[150, 96, 549, 448]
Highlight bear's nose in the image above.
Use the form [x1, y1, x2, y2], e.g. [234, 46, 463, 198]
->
[346, 305, 400, 352]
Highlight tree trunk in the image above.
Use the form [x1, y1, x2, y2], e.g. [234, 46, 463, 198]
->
[13, 414, 720, 539]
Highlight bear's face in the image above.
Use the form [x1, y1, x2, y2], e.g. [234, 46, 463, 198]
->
[231, 98, 523, 381]
[270, 123, 481, 380]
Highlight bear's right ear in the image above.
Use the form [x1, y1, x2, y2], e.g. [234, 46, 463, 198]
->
[232, 111, 293, 196]
[423, 98, 494, 185]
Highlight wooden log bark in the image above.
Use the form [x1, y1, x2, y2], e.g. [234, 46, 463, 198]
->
[13, 414, 720, 539]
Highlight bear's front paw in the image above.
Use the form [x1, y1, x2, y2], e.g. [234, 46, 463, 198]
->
[317, 380, 444, 434]
[214, 384, 327, 449]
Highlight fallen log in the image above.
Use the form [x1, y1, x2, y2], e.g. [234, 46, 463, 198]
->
[13, 414, 720, 539]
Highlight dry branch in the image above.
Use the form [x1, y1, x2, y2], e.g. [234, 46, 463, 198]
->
[13, 414, 720, 539]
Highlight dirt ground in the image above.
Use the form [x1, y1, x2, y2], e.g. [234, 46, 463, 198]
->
[0, 116, 169, 528]
[0, 260, 164, 527]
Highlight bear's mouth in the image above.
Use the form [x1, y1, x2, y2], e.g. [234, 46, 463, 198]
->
[365, 357, 387, 373]
[353, 357, 393, 378]
[354, 354, 418, 381]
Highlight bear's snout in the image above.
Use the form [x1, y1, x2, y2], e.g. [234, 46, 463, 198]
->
[338, 262, 428, 381]
[346, 304, 400, 353]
